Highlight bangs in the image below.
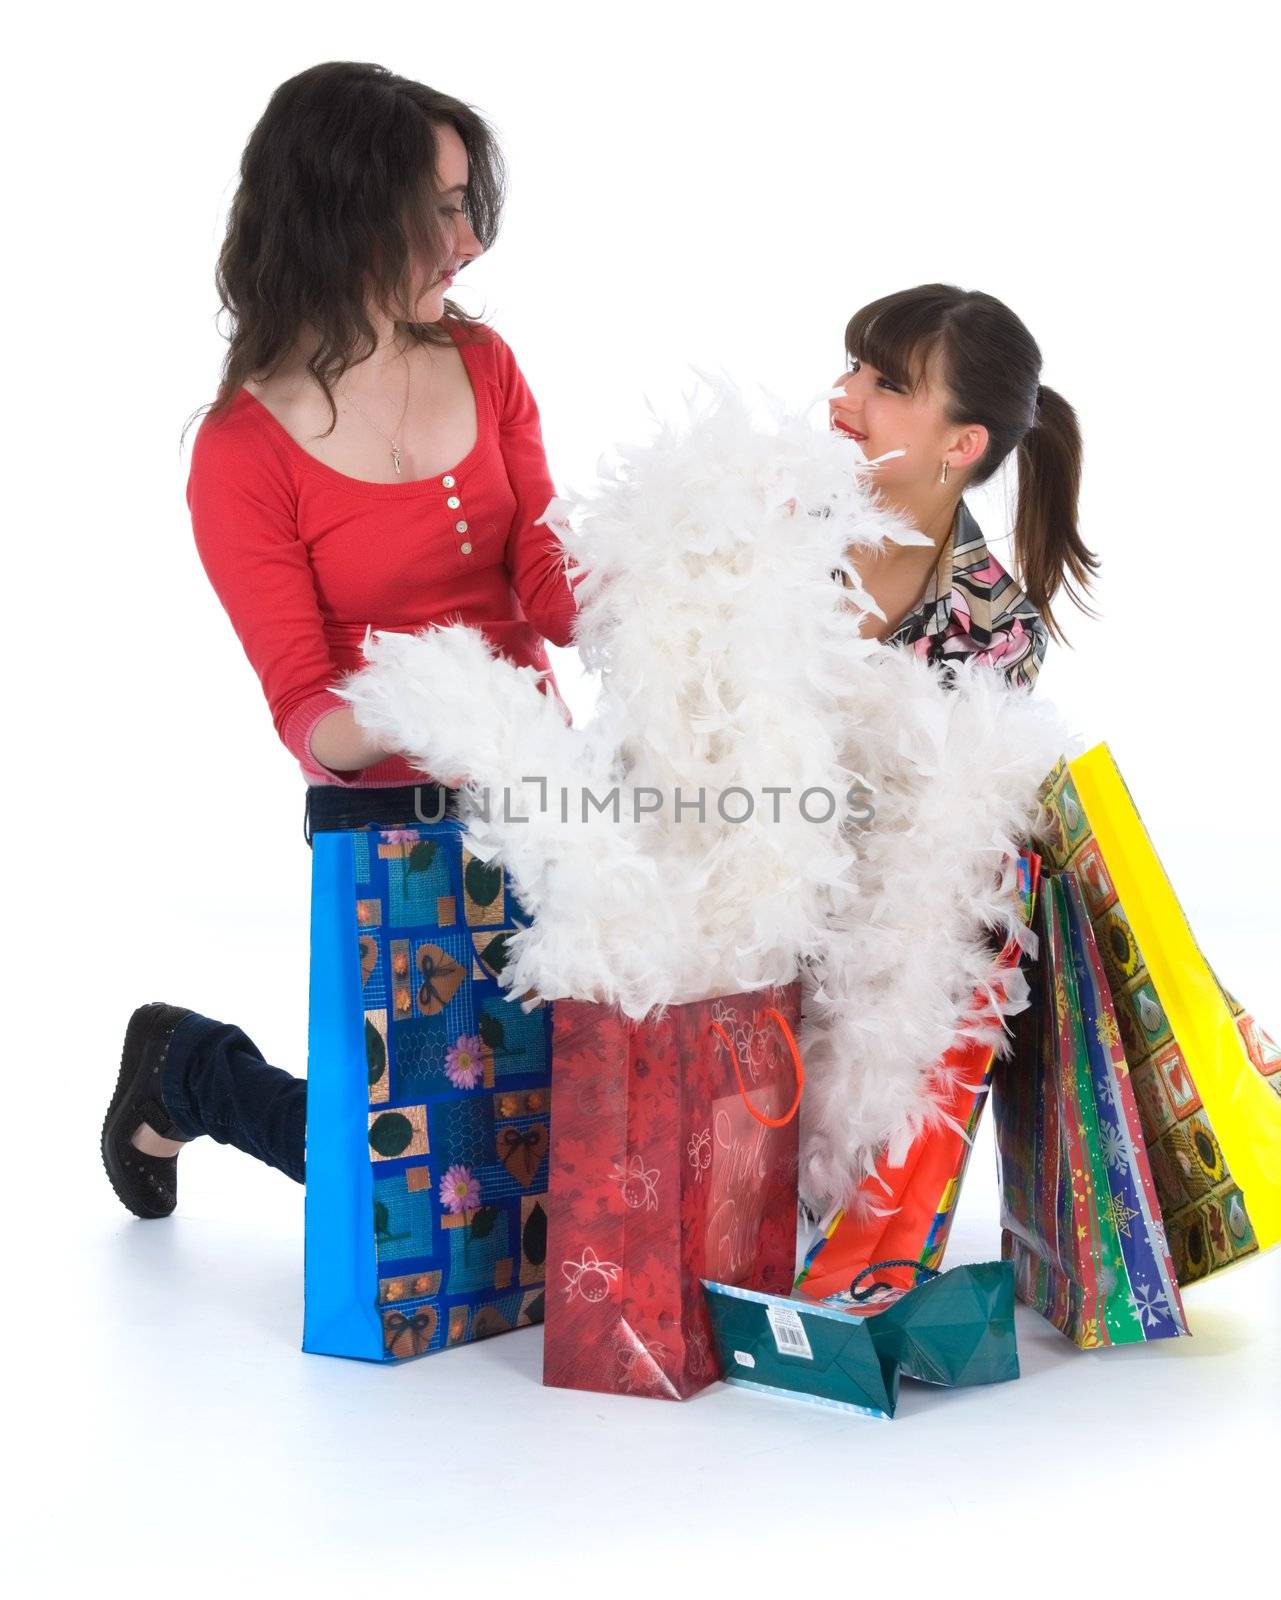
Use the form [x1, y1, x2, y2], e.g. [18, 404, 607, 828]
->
[392, 110, 506, 316]
[843, 300, 945, 396]
[446, 109, 507, 250]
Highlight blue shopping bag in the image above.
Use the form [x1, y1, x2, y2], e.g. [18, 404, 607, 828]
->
[303, 814, 552, 1361]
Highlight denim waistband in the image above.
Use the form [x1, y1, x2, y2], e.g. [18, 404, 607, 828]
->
[303, 782, 460, 847]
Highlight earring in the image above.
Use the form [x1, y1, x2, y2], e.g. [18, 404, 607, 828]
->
[939, 460, 949, 485]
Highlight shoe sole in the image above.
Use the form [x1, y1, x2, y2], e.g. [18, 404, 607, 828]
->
[101, 1001, 193, 1219]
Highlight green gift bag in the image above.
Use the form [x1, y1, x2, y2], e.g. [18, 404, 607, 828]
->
[701, 1261, 1019, 1420]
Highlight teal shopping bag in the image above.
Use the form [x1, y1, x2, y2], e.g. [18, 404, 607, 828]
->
[702, 1261, 1019, 1418]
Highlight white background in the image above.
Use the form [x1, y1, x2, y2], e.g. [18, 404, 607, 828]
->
[7, 1, 1277, 1587]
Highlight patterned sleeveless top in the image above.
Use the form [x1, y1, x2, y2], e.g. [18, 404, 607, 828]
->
[884, 498, 1048, 689]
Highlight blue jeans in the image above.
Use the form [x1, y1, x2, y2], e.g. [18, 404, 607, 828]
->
[160, 781, 460, 1185]
[162, 1011, 308, 1183]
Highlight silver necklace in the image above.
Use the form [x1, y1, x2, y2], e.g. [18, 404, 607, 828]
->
[341, 350, 413, 475]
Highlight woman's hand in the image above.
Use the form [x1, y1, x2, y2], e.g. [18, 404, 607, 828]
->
[309, 707, 401, 775]
[311, 707, 471, 789]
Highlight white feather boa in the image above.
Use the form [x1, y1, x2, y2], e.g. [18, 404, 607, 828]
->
[334, 376, 1075, 1209]
[800, 647, 1072, 1209]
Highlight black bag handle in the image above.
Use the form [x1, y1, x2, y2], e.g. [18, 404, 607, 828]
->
[849, 1259, 942, 1301]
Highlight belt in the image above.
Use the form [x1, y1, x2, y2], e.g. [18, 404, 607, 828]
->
[303, 782, 460, 847]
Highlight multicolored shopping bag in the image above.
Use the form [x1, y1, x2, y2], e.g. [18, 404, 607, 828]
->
[704, 1260, 1019, 1420]
[303, 814, 552, 1361]
[543, 983, 804, 1400]
[993, 866, 1190, 1347]
[1034, 744, 1281, 1284]
[794, 853, 1041, 1303]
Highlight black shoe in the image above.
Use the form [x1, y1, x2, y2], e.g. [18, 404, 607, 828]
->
[102, 1002, 197, 1219]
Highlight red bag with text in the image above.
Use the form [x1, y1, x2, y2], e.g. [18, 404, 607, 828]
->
[543, 982, 804, 1400]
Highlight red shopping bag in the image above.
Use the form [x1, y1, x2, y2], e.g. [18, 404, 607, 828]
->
[543, 982, 804, 1400]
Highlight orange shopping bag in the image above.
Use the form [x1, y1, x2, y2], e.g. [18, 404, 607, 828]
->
[795, 853, 1041, 1302]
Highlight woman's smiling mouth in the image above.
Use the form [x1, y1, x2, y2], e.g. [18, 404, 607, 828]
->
[831, 415, 868, 442]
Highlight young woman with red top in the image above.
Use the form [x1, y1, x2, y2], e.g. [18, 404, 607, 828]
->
[102, 62, 584, 1216]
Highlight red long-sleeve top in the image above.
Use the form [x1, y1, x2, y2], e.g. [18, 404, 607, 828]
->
[187, 320, 580, 788]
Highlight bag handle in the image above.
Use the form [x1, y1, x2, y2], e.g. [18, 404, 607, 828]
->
[849, 1259, 941, 1301]
[709, 1006, 806, 1129]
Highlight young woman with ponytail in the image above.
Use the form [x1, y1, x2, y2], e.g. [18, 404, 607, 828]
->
[792, 285, 1097, 1275]
[828, 283, 1098, 686]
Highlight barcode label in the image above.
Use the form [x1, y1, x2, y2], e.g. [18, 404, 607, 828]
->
[765, 1302, 813, 1360]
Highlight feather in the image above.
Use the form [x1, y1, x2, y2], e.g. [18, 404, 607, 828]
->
[336, 373, 1070, 1201]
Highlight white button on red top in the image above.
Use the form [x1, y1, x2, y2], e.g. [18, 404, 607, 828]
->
[455, 520, 469, 534]
[447, 496, 461, 510]
[442, 474, 456, 488]
[461, 541, 473, 555]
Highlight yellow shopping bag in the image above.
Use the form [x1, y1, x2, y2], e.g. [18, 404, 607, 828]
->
[1036, 743, 1281, 1283]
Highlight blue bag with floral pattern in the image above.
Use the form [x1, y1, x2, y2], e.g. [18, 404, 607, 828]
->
[303, 810, 552, 1361]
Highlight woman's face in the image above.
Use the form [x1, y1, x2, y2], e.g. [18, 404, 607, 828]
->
[828, 349, 987, 492]
[406, 121, 483, 323]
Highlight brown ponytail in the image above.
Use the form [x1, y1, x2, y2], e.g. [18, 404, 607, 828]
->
[1015, 384, 1099, 644]
[844, 284, 1100, 646]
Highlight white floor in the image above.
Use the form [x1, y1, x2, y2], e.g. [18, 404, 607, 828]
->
[21, 856, 1280, 1589]
[21, 1106, 1278, 1588]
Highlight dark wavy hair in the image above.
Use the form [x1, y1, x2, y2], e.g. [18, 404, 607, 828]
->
[844, 283, 1099, 644]
[184, 61, 505, 443]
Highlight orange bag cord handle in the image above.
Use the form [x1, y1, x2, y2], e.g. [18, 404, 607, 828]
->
[709, 1006, 806, 1128]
